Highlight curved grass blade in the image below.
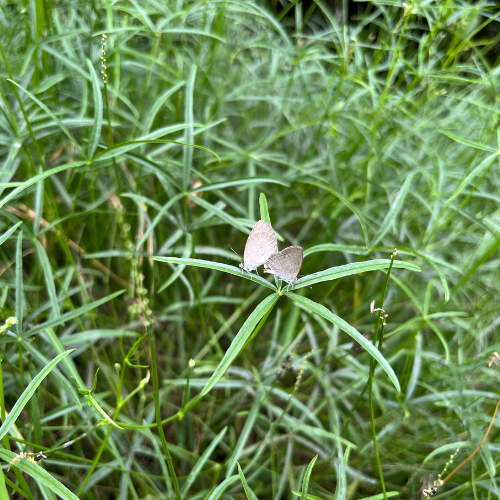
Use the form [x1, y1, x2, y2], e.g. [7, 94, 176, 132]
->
[183, 65, 197, 190]
[90, 139, 219, 164]
[371, 173, 414, 247]
[439, 130, 497, 153]
[158, 233, 193, 293]
[286, 293, 401, 392]
[143, 82, 185, 136]
[25, 289, 126, 338]
[226, 392, 263, 478]
[303, 244, 369, 257]
[306, 181, 369, 247]
[183, 294, 279, 414]
[181, 426, 227, 498]
[7, 79, 83, 155]
[186, 195, 249, 234]
[86, 59, 103, 159]
[0, 470, 7, 500]
[207, 475, 240, 500]
[293, 259, 421, 290]
[0, 350, 73, 441]
[189, 177, 289, 194]
[237, 463, 259, 500]
[88, 394, 122, 429]
[199, 294, 278, 399]
[300, 455, 318, 500]
[34, 239, 60, 316]
[259, 193, 271, 225]
[0, 449, 78, 500]
[152, 257, 276, 291]
[136, 193, 184, 250]
[446, 153, 497, 205]
[0, 161, 86, 210]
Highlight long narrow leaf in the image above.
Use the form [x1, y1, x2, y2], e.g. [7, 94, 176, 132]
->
[300, 455, 318, 500]
[286, 293, 401, 392]
[86, 59, 103, 159]
[136, 193, 184, 250]
[0, 161, 86, 210]
[187, 195, 249, 234]
[237, 463, 259, 500]
[303, 244, 369, 257]
[371, 173, 414, 246]
[207, 475, 240, 500]
[0, 221, 22, 247]
[293, 259, 420, 290]
[181, 427, 227, 497]
[15, 231, 23, 336]
[183, 294, 279, 415]
[306, 181, 369, 247]
[0, 449, 78, 500]
[439, 130, 497, 152]
[199, 294, 278, 398]
[189, 177, 289, 193]
[183, 65, 197, 190]
[34, 239, 60, 316]
[152, 257, 276, 291]
[90, 139, 219, 164]
[25, 290, 126, 338]
[0, 350, 73, 441]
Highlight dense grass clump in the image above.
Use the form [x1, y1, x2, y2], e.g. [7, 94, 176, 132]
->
[0, 0, 500, 498]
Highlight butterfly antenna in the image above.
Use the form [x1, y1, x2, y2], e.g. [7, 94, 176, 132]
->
[228, 245, 241, 260]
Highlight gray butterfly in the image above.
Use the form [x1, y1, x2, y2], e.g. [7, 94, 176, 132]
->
[239, 220, 278, 275]
[264, 246, 303, 290]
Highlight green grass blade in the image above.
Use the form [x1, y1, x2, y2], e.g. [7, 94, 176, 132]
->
[371, 173, 415, 247]
[0, 350, 73, 441]
[136, 193, 184, 250]
[0, 449, 78, 500]
[152, 257, 276, 291]
[183, 294, 279, 415]
[226, 393, 263, 477]
[86, 59, 103, 159]
[259, 193, 271, 224]
[306, 181, 369, 247]
[25, 289, 126, 338]
[7, 79, 83, 155]
[15, 231, 23, 336]
[0, 161, 86, 210]
[446, 153, 497, 204]
[0, 221, 22, 247]
[186, 195, 249, 233]
[207, 475, 240, 500]
[0, 471, 8, 500]
[34, 239, 60, 316]
[286, 293, 401, 392]
[300, 455, 318, 500]
[181, 426, 227, 498]
[304, 244, 369, 257]
[293, 259, 420, 290]
[88, 395, 122, 429]
[190, 177, 289, 193]
[183, 65, 197, 190]
[439, 130, 497, 152]
[237, 463, 259, 500]
[90, 139, 219, 164]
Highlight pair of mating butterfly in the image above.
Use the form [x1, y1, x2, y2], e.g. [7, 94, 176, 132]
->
[238, 220, 303, 287]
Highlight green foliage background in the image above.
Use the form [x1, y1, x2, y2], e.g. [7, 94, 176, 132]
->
[0, 0, 499, 498]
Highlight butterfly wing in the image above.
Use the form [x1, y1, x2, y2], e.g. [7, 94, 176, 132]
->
[243, 220, 278, 270]
[266, 246, 303, 282]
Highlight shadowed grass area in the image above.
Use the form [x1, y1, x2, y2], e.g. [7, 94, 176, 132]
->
[0, 0, 499, 498]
